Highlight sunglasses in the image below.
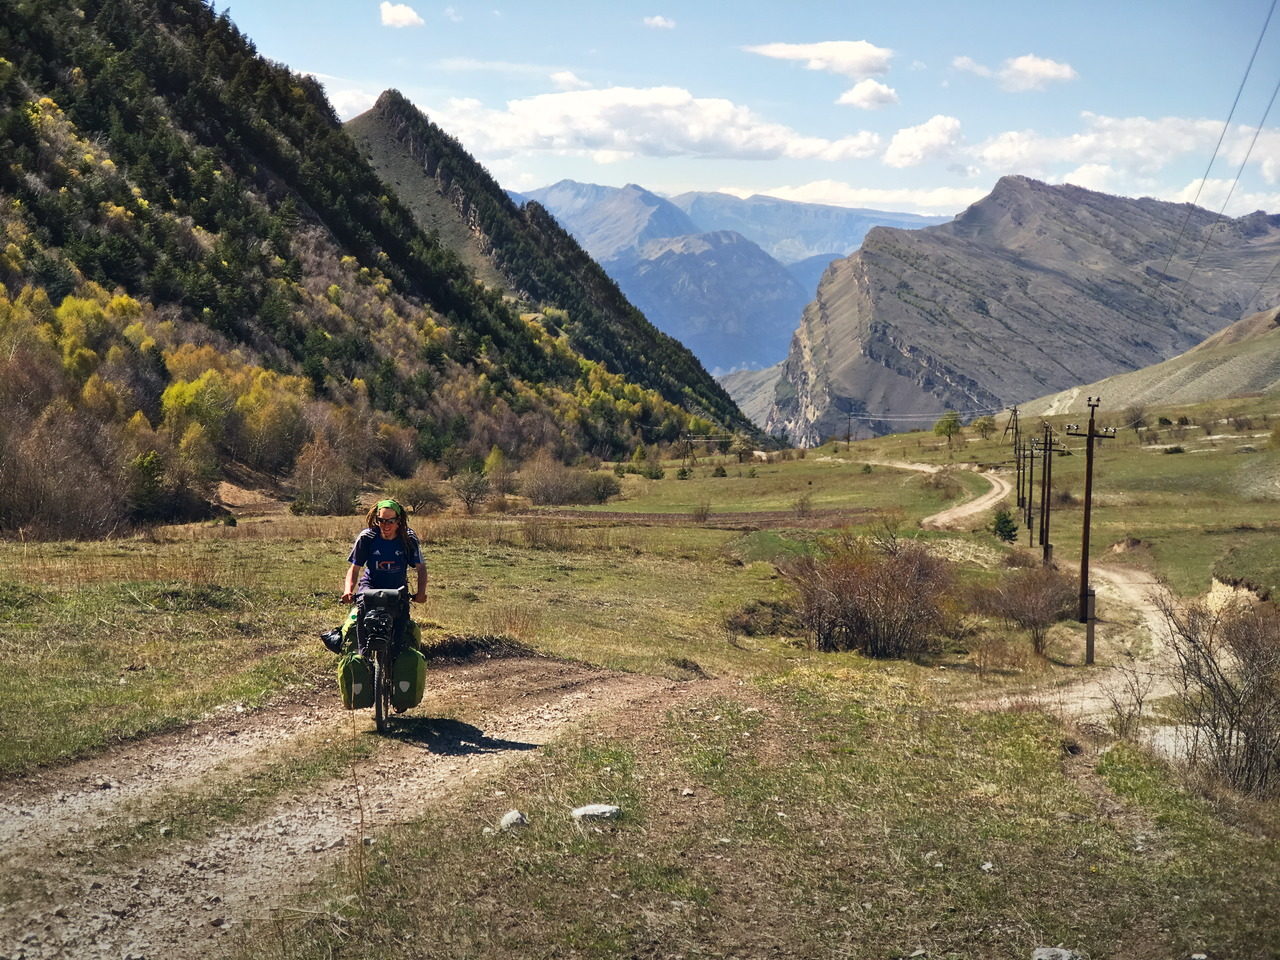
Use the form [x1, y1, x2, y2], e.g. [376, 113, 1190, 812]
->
[373, 517, 400, 525]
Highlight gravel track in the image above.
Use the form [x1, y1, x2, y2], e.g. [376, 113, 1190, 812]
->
[0, 658, 677, 960]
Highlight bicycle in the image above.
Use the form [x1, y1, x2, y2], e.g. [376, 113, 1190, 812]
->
[355, 586, 409, 733]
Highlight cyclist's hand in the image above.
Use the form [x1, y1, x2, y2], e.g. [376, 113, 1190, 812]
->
[340, 591, 354, 604]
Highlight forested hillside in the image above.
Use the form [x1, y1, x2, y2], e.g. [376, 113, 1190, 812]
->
[0, 0, 745, 537]
[345, 91, 741, 423]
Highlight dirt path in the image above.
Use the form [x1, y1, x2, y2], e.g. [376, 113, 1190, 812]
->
[971, 564, 1176, 731]
[921, 471, 1013, 530]
[0, 657, 680, 960]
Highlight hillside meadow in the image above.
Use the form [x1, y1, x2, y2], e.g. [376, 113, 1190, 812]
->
[2, 400, 1279, 958]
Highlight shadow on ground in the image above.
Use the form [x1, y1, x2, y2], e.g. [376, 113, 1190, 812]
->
[378, 716, 540, 756]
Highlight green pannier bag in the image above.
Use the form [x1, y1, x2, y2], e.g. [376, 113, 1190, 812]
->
[390, 646, 426, 712]
[338, 652, 374, 710]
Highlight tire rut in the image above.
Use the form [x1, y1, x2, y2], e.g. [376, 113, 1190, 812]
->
[0, 658, 677, 960]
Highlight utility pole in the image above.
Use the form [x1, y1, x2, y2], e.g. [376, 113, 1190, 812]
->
[1006, 407, 1025, 509]
[846, 411, 853, 451]
[1025, 438, 1037, 547]
[1038, 423, 1051, 560]
[1066, 398, 1117, 665]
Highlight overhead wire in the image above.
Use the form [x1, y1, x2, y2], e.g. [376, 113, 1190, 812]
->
[1177, 71, 1280, 300]
[1158, 0, 1277, 282]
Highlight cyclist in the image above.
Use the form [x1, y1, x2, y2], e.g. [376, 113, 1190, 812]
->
[340, 499, 427, 651]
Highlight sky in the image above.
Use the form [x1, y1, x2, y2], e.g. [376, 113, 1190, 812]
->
[218, 0, 1280, 217]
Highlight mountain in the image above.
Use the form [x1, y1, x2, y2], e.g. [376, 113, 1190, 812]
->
[763, 176, 1280, 445]
[1023, 305, 1280, 416]
[525, 181, 939, 374]
[345, 92, 745, 429]
[669, 192, 951, 264]
[608, 231, 810, 374]
[520, 181, 699, 263]
[718, 364, 784, 429]
[0, 0, 748, 537]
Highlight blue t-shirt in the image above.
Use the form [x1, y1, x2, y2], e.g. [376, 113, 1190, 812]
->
[348, 528, 423, 592]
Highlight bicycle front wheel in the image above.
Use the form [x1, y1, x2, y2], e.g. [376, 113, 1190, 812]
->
[372, 649, 390, 733]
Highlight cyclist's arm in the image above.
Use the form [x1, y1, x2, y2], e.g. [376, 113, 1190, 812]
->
[411, 562, 427, 604]
[340, 563, 362, 604]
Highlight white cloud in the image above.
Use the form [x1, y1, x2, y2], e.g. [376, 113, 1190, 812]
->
[551, 70, 591, 91]
[837, 78, 899, 109]
[737, 179, 984, 215]
[1168, 178, 1280, 217]
[954, 53, 1077, 91]
[974, 113, 1226, 177]
[883, 115, 962, 168]
[744, 40, 893, 79]
[1001, 54, 1077, 91]
[643, 15, 675, 28]
[1058, 163, 1119, 192]
[326, 86, 380, 119]
[380, 2, 424, 27]
[427, 86, 881, 162]
[443, 5, 462, 22]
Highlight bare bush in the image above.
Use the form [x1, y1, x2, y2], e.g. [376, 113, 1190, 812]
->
[922, 469, 962, 500]
[691, 501, 712, 523]
[519, 451, 620, 505]
[1103, 654, 1158, 739]
[784, 537, 954, 660]
[792, 493, 813, 519]
[289, 438, 359, 516]
[386, 463, 448, 516]
[978, 565, 1076, 655]
[1002, 549, 1038, 568]
[1156, 594, 1280, 796]
[520, 517, 577, 550]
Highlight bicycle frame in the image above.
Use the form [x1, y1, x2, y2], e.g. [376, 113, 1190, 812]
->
[356, 587, 408, 733]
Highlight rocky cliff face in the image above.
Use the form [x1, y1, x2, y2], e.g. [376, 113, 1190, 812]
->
[764, 176, 1280, 444]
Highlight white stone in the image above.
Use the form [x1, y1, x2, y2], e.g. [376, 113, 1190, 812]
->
[571, 803, 621, 821]
[499, 810, 529, 831]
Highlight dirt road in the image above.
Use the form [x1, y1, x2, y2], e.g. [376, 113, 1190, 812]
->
[0, 657, 679, 960]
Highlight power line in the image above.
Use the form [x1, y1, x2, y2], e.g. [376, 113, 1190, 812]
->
[1178, 71, 1280, 298]
[1159, 0, 1277, 281]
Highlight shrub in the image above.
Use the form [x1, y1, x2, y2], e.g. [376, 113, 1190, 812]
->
[991, 508, 1018, 543]
[922, 469, 962, 499]
[977, 565, 1076, 655]
[1163, 445, 1185, 454]
[691, 501, 712, 523]
[290, 438, 359, 515]
[386, 463, 448, 515]
[784, 537, 953, 660]
[1156, 594, 1280, 796]
[449, 469, 491, 514]
[792, 493, 813, 519]
[711, 464, 727, 477]
[519, 452, 620, 505]
[723, 598, 800, 637]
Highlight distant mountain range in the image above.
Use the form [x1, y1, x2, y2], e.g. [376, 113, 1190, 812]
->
[748, 176, 1280, 445]
[518, 180, 947, 373]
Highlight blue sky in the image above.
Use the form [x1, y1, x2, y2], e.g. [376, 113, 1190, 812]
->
[220, 0, 1280, 216]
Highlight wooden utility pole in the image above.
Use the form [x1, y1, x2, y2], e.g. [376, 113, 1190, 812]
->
[1025, 438, 1037, 547]
[1066, 398, 1116, 665]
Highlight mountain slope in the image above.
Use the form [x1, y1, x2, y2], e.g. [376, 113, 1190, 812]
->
[608, 231, 810, 373]
[522, 181, 699, 263]
[346, 92, 747, 429]
[1023, 305, 1280, 416]
[0, 0, 746, 536]
[765, 176, 1280, 444]
[669, 192, 950, 264]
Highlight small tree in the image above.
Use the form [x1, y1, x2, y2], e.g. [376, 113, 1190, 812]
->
[991, 507, 1018, 543]
[933, 410, 962, 447]
[972, 415, 996, 441]
[983, 565, 1076, 656]
[729, 433, 753, 463]
[387, 463, 448, 515]
[450, 469, 491, 514]
[483, 445, 516, 496]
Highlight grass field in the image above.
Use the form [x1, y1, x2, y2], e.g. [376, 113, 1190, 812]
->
[3, 394, 1280, 957]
